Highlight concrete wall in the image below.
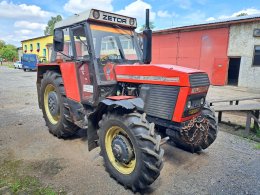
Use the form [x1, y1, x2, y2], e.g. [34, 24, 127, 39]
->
[228, 22, 260, 88]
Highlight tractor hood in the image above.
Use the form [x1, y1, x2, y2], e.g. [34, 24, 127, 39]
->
[115, 64, 210, 87]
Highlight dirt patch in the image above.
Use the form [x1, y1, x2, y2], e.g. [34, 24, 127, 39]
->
[30, 158, 64, 178]
[0, 158, 65, 194]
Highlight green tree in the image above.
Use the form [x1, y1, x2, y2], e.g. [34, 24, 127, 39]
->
[0, 43, 18, 61]
[236, 13, 248, 17]
[0, 40, 5, 49]
[140, 22, 155, 31]
[44, 15, 63, 35]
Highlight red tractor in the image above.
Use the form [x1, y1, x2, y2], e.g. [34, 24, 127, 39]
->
[37, 9, 218, 191]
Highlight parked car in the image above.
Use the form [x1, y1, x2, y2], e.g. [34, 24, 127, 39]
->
[13, 61, 23, 69]
[21, 54, 38, 71]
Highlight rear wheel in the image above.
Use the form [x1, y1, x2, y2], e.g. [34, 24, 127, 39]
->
[98, 111, 164, 192]
[40, 70, 79, 138]
[173, 102, 218, 152]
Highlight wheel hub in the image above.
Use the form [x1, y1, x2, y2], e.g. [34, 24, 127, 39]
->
[111, 135, 134, 164]
[48, 91, 59, 116]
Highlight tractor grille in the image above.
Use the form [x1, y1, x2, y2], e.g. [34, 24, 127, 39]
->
[140, 84, 180, 120]
[189, 73, 210, 87]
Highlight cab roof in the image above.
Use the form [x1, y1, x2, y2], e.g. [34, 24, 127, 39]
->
[55, 9, 137, 29]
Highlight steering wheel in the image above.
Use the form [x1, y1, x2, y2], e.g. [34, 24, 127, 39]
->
[100, 54, 120, 61]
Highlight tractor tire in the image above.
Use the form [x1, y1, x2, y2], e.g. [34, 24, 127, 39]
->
[173, 102, 218, 153]
[98, 111, 164, 192]
[40, 70, 79, 138]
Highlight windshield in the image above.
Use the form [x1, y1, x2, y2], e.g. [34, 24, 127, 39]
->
[90, 24, 140, 61]
[90, 24, 141, 82]
[23, 55, 36, 62]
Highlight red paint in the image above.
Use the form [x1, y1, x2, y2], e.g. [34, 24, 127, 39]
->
[78, 63, 93, 101]
[212, 58, 229, 85]
[103, 63, 116, 81]
[38, 63, 84, 102]
[172, 87, 189, 122]
[75, 42, 82, 56]
[107, 96, 136, 100]
[115, 64, 203, 87]
[152, 27, 229, 85]
[59, 62, 81, 102]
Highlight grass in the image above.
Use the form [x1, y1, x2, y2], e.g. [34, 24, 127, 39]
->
[0, 159, 63, 195]
[256, 126, 260, 138]
[1, 63, 14, 68]
[254, 143, 260, 150]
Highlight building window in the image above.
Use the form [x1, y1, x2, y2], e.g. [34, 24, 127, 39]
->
[37, 43, 40, 52]
[43, 49, 46, 57]
[30, 44, 33, 51]
[24, 45, 27, 51]
[253, 46, 260, 66]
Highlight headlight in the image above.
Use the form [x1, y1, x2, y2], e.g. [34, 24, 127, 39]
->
[129, 18, 135, 25]
[93, 10, 100, 19]
[187, 101, 192, 109]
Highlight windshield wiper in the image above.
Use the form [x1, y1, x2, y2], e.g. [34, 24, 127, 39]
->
[76, 36, 91, 54]
[113, 24, 134, 39]
[57, 51, 74, 60]
[118, 48, 124, 59]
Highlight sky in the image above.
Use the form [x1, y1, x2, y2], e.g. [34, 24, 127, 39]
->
[0, 0, 260, 46]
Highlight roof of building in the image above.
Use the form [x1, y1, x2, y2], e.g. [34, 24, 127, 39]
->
[154, 14, 260, 34]
[21, 35, 52, 42]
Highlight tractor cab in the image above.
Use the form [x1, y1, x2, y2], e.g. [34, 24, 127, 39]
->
[50, 9, 148, 105]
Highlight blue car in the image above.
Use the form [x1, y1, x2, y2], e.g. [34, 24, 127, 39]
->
[21, 54, 38, 71]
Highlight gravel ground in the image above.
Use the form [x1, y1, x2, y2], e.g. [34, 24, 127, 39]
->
[0, 66, 259, 195]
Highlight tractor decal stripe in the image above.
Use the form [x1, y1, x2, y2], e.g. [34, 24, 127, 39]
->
[90, 25, 132, 35]
[116, 75, 180, 82]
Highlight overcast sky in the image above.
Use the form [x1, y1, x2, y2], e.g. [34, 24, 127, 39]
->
[0, 0, 260, 46]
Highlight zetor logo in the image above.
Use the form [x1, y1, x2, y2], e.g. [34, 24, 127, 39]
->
[103, 14, 127, 24]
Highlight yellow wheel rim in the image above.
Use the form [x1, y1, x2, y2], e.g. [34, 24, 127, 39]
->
[44, 84, 60, 125]
[105, 126, 136, 175]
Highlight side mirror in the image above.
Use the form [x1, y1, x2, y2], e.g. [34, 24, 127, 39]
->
[54, 29, 64, 52]
[143, 29, 152, 64]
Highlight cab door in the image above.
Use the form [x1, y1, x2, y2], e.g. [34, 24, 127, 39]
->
[71, 25, 94, 103]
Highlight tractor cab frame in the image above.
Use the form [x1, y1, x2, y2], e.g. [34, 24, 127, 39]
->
[51, 9, 148, 106]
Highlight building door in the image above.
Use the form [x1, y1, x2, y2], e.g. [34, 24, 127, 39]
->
[211, 58, 229, 85]
[228, 57, 241, 85]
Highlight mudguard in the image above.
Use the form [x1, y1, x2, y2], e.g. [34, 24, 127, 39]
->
[87, 97, 144, 151]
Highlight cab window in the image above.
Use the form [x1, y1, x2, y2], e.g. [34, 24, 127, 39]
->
[71, 26, 90, 61]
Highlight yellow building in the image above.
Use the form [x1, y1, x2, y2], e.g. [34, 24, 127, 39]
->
[21, 35, 53, 62]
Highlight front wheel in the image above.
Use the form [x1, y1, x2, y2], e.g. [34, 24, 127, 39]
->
[173, 102, 218, 152]
[98, 111, 164, 192]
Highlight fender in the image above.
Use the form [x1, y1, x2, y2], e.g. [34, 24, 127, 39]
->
[87, 97, 144, 151]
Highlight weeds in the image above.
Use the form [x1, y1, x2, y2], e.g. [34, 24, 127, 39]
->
[0, 159, 63, 195]
[255, 143, 260, 150]
[1, 63, 14, 68]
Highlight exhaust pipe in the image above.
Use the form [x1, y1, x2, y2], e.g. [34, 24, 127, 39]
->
[142, 9, 152, 64]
